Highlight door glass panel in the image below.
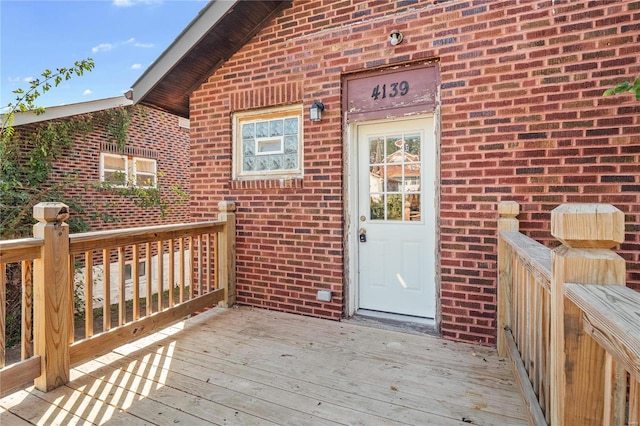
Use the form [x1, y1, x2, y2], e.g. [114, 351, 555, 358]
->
[367, 132, 423, 222]
[406, 194, 421, 221]
[386, 135, 403, 161]
[403, 165, 421, 192]
[369, 165, 383, 193]
[370, 195, 384, 220]
[404, 133, 421, 156]
[369, 137, 384, 164]
[386, 194, 403, 221]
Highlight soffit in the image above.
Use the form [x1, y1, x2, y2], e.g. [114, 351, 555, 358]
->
[131, 0, 292, 118]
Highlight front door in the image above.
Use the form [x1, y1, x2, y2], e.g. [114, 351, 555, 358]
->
[357, 116, 436, 318]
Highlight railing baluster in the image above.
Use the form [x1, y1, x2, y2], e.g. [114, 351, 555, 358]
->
[84, 251, 93, 338]
[102, 249, 111, 332]
[214, 233, 219, 290]
[189, 236, 194, 300]
[157, 240, 164, 311]
[205, 234, 211, 294]
[145, 242, 152, 315]
[68, 255, 75, 344]
[179, 237, 185, 303]
[21, 260, 33, 360]
[523, 269, 531, 379]
[630, 378, 639, 426]
[197, 235, 203, 297]
[118, 247, 126, 326]
[132, 244, 140, 320]
[168, 239, 175, 307]
[603, 353, 626, 426]
[542, 288, 550, 422]
[531, 277, 539, 394]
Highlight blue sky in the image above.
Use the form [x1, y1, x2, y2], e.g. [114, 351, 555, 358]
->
[1, 0, 208, 109]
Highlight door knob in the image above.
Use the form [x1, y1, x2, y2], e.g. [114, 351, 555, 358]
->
[359, 228, 367, 243]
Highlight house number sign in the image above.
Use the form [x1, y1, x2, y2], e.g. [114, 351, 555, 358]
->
[345, 64, 437, 123]
[370, 81, 410, 101]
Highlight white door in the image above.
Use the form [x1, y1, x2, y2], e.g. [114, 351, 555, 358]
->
[357, 116, 436, 318]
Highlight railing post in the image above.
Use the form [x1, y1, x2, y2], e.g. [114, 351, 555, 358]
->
[550, 204, 626, 425]
[497, 201, 519, 357]
[217, 201, 236, 308]
[32, 202, 71, 392]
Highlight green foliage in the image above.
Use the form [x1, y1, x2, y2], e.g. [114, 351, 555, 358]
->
[603, 77, 640, 101]
[1, 65, 185, 239]
[1, 59, 96, 238]
[1, 59, 95, 133]
[102, 106, 132, 149]
[1, 60, 188, 354]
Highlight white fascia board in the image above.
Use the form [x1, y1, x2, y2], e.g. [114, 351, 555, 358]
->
[130, 0, 238, 104]
[10, 96, 133, 127]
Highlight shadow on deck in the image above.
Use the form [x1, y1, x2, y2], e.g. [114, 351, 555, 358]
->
[0, 307, 527, 425]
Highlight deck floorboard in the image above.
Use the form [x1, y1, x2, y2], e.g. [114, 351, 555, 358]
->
[0, 306, 528, 425]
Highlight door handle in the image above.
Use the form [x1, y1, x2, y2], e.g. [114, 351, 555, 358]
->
[359, 228, 367, 243]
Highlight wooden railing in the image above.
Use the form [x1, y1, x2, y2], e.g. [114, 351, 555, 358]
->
[0, 201, 235, 395]
[498, 201, 639, 426]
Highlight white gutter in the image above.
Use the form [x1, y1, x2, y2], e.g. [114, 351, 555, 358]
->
[10, 96, 133, 126]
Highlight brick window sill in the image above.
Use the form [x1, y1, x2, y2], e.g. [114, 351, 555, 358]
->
[230, 177, 303, 190]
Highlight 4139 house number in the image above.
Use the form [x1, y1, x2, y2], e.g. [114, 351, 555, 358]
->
[371, 80, 410, 100]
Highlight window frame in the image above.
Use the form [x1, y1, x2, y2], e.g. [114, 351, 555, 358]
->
[232, 104, 303, 180]
[100, 152, 129, 187]
[100, 152, 157, 188]
[133, 157, 157, 188]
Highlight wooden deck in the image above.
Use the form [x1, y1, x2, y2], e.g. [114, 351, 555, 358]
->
[0, 307, 528, 425]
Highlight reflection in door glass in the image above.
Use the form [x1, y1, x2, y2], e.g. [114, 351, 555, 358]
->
[370, 195, 384, 220]
[403, 164, 421, 192]
[386, 194, 403, 221]
[368, 132, 422, 222]
[405, 194, 421, 221]
[369, 137, 384, 164]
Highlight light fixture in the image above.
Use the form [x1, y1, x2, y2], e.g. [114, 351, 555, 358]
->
[389, 30, 403, 46]
[309, 101, 325, 122]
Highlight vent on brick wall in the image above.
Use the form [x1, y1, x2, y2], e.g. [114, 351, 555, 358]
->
[101, 142, 159, 159]
[178, 117, 190, 129]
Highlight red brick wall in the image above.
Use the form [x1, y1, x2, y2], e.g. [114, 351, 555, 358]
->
[190, 0, 640, 344]
[14, 105, 190, 231]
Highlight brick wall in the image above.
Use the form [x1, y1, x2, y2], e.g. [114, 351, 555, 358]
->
[14, 105, 190, 231]
[189, 0, 640, 344]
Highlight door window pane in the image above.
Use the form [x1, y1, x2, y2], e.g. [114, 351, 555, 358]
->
[370, 195, 384, 220]
[386, 194, 403, 221]
[367, 132, 423, 222]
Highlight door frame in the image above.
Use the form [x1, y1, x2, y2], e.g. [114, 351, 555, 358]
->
[343, 113, 441, 327]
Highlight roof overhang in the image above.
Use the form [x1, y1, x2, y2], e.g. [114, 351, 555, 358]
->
[10, 96, 133, 127]
[130, 0, 292, 118]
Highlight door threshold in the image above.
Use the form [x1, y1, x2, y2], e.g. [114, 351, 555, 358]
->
[348, 309, 438, 336]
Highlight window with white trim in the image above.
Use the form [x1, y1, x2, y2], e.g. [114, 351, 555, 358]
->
[233, 105, 303, 179]
[134, 158, 157, 187]
[100, 153, 157, 188]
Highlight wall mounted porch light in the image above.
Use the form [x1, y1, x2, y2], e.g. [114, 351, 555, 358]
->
[309, 101, 325, 122]
[389, 30, 403, 46]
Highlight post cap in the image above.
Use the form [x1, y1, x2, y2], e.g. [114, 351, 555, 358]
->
[33, 202, 70, 223]
[218, 201, 236, 213]
[551, 203, 624, 248]
[498, 201, 520, 217]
